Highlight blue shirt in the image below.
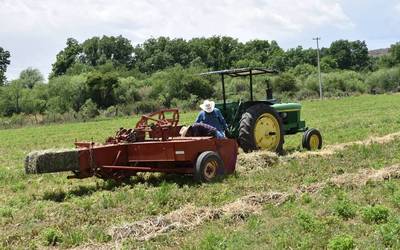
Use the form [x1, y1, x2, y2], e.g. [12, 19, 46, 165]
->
[195, 108, 228, 133]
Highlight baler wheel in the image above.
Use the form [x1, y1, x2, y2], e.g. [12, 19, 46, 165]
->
[195, 151, 224, 182]
[302, 128, 322, 150]
[238, 104, 284, 153]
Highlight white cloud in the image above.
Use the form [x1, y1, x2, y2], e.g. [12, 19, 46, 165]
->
[0, 0, 352, 40]
[0, 0, 353, 79]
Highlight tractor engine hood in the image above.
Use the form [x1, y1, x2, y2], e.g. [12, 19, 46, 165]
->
[271, 103, 302, 112]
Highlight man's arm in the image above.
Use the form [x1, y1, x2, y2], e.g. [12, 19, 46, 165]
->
[195, 111, 204, 123]
[216, 109, 228, 130]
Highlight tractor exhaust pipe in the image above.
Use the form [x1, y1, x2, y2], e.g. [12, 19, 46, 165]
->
[266, 80, 273, 100]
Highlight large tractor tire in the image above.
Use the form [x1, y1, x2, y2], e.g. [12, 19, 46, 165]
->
[194, 151, 224, 183]
[238, 104, 284, 153]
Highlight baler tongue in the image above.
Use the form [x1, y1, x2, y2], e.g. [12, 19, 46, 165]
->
[25, 149, 80, 174]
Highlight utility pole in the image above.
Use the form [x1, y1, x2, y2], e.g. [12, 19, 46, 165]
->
[313, 37, 323, 99]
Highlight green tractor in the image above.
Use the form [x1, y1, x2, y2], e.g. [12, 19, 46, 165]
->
[201, 67, 322, 153]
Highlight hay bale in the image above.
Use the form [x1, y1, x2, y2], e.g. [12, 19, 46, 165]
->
[25, 148, 80, 174]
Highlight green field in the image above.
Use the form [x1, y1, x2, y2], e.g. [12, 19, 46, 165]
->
[1, 94, 400, 249]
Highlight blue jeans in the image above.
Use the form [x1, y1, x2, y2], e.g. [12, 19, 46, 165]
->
[216, 131, 225, 139]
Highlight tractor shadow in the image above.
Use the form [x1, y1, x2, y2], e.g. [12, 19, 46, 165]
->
[131, 173, 205, 187]
[42, 181, 124, 202]
[41, 173, 204, 202]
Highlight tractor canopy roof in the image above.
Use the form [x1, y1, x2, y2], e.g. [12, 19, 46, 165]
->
[200, 67, 279, 77]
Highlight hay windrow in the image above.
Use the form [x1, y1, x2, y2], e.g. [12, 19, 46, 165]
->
[25, 148, 80, 174]
[237, 150, 279, 172]
[288, 131, 400, 159]
[329, 164, 400, 188]
[295, 164, 400, 194]
[108, 191, 288, 242]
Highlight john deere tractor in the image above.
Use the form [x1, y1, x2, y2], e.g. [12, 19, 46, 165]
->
[201, 67, 322, 153]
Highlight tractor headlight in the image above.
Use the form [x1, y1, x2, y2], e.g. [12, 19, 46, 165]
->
[281, 112, 288, 119]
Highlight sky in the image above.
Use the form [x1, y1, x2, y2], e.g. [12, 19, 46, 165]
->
[1, 0, 400, 81]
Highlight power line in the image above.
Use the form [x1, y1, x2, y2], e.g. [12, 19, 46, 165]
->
[313, 37, 323, 100]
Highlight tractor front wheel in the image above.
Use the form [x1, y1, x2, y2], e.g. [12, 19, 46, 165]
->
[302, 128, 322, 150]
[238, 104, 284, 153]
[194, 151, 224, 182]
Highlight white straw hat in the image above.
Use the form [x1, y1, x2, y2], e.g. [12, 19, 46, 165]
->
[200, 100, 215, 113]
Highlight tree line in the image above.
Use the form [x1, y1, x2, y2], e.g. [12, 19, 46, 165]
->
[0, 35, 400, 127]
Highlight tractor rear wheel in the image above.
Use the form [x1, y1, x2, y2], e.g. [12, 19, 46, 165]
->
[194, 151, 224, 182]
[239, 104, 284, 153]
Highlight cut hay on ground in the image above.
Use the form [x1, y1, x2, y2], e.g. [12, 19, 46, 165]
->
[108, 192, 288, 242]
[107, 132, 400, 244]
[108, 165, 400, 243]
[329, 164, 400, 188]
[295, 164, 400, 194]
[25, 148, 80, 174]
[288, 131, 400, 159]
[237, 150, 279, 172]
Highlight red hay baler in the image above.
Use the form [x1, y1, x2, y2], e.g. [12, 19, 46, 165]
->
[25, 109, 238, 183]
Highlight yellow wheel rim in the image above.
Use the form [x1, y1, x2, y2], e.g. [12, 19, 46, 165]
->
[204, 160, 218, 180]
[254, 113, 281, 151]
[309, 134, 320, 150]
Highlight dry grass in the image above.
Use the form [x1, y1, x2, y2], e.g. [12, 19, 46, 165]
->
[329, 164, 400, 188]
[294, 164, 400, 195]
[24, 148, 80, 174]
[236, 150, 279, 172]
[108, 192, 289, 243]
[289, 131, 400, 159]
[105, 164, 400, 245]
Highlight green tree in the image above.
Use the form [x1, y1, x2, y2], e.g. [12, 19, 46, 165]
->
[380, 42, 400, 68]
[284, 46, 317, 70]
[3, 80, 24, 114]
[19, 67, 44, 89]
[51, 38, 81, 77]
[85, 72, 119, 109]
[239, 39, 284, 70]
[328, 40, 353, 70]
[273, 72, 298, 92]
[328, 40, 370, 71]
[81, 35, 133, 67]
[350, 40, 370, 70]
[0, 47, 11, 85]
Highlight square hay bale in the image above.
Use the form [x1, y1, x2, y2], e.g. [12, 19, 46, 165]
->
[25, 148, 80, 174]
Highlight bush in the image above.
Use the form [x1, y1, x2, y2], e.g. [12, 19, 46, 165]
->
[327, 234, 355, 250]
[333, 197, 357, 220]
[362, 205, 390, 224]
[365, 67, 400, 93]
[288, 63, 317, 78]
[301, 71, 367, 98]
[80, 99, 99, 119]
[41, 228, 63, 246]
[296, 88, 319, 100]
[379, 217, 400, 247]
[133, 100, 162, 114]
[170, 94, 199, 111]
[272, 72, 298, 93]
[392, 192, 400, 208]
[296, 211, 317, 232]
[321, 71, 367, 95]
[102, 105, 118, 117]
